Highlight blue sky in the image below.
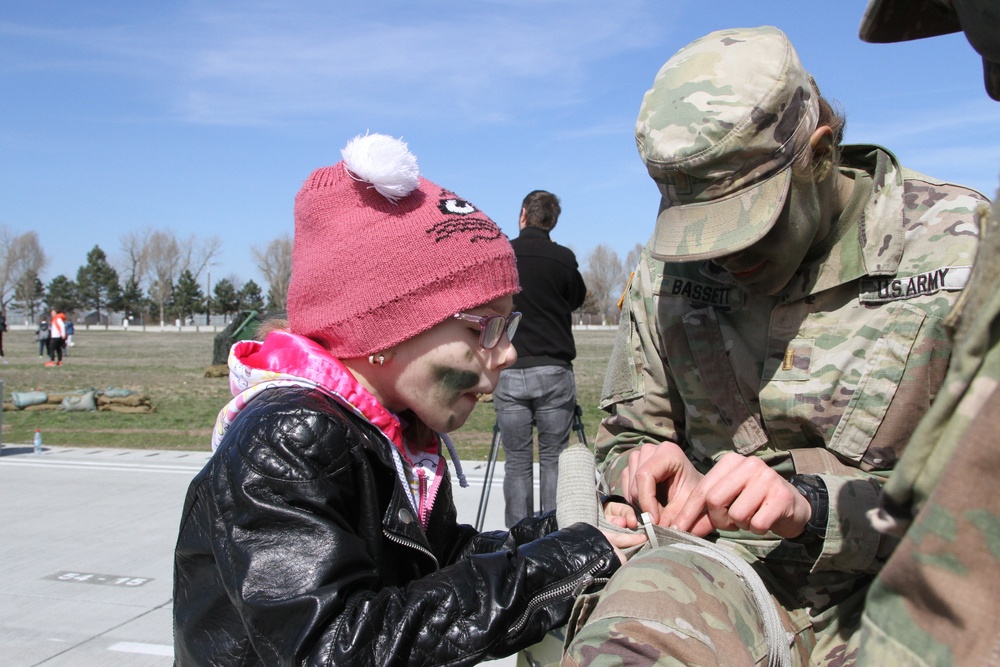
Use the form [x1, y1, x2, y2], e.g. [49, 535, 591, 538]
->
[1, 1, 997, 291]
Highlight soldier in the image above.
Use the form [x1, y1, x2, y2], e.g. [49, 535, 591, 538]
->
[561, 26, 985, 666]
[855, 2, 1000, 664]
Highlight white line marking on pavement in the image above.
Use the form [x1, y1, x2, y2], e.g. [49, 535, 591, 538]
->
[0, 459, 202, 474]
[108, 641, 174, 656]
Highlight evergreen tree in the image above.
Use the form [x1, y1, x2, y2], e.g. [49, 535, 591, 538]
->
[119, 276, 149, 324]
[212, 278, 240, 322]
[45, 275, 77, 314]
[172, 269, 204, 322]
[76, 245, 121, 322]
[238, 280, 265, 312]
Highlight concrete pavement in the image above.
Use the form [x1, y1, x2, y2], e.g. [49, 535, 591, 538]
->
[0, 444, 522, 666]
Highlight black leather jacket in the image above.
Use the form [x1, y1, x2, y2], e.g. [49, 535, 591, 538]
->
[173, 387, 619, 666]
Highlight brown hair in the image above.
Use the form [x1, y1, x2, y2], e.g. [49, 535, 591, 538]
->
[793, 77, 847, 184]
[520, 190, 562, 231]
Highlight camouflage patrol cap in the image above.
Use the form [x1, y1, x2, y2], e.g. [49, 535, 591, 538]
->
[860, 0, 1000, 101]
[636, 26, 819, 262]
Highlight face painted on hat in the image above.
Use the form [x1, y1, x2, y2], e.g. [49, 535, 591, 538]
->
[712, 169, 829, 296]
[379, 295, 517, 433]
[427, 189, 505, 243]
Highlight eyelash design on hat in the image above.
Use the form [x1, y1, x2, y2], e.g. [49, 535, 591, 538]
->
[439, 198, 477, 215]
[426, 192, 504, 243]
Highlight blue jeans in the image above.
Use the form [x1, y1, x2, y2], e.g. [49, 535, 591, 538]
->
[493, 366, 577, 528]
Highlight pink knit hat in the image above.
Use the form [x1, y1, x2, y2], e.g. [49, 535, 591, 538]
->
[287, 133, 520, 358]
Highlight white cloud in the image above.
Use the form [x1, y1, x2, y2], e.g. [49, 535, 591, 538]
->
[4, 1, 671, 126]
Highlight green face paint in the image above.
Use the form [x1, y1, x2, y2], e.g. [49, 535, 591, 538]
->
[433, 366, 479, 396]
[431, 366, 480, 432]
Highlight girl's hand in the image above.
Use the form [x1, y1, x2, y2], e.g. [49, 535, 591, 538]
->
[602, 500, 639, 530]
[598, 527, 648, 565]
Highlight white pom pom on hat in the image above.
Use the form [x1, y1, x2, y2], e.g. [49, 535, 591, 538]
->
[341, 133, 420, 203]
[287, 133, 521, 358]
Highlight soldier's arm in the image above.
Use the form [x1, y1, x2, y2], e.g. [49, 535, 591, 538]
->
[595, 259, 687, 499]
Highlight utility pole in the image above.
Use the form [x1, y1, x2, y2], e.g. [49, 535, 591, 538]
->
[206, 268, 211, 326]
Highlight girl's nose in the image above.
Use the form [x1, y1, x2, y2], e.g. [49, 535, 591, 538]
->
[488, 335, 517, 371]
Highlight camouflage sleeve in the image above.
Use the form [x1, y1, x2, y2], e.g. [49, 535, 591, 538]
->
[815, 472, 886, 572]
[595, 257, 686, 495]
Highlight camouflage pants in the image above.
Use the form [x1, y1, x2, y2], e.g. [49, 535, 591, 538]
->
[561, 544, 863, 667]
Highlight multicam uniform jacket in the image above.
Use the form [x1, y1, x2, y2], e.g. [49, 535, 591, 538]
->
[856, 187, 1000, 666]
[590, 145, 984, 662]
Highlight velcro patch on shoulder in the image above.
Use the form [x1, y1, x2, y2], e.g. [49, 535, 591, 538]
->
[859, 266, 971, 303]
[661, 275, 745, 307]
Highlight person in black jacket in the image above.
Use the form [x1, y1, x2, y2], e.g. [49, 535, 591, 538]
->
[172, 134, 642, 667]
[493, 190, 587, 527]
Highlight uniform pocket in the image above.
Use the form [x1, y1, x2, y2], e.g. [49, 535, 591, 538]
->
[563, 589, 604, 649]
[826, 302, 927, 464]
[600, 294, 644, 408]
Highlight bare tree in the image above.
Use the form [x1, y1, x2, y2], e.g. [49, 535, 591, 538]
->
[583, 244, 625, 325]
[133, 230, 222, 326]
[120, 228, 153, 285]
[0, 228, 47, 312]
[251, 235, 292, 312]
[624, 242, 644, 274]
[183, 234, 223, 283]
[146, 231, 182, 326]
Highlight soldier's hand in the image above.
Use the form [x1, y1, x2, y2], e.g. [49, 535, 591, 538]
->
[619, 441, 707, 529]
[667, 453, 812, 538]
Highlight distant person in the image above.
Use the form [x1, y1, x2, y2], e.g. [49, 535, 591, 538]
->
[562, 26, 984, 665]
[172, 133, 643, 666]
[45, 309, 65, 367]
[0, 310, 7, 364]
[493, 190, 587, 527]
[35, 318, 49, 358]
[854, 1, 1000, 664]
[65, 318, 75, 351]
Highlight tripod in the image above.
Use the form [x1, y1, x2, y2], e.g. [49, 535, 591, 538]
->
[474, 404, 589, 531]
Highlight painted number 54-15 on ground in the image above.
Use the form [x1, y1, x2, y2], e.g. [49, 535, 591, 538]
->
[46, 571, 152, 587]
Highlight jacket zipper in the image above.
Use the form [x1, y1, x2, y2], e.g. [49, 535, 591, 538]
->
[416, 469, 430, 526]
[507, 560, 605, 636]
[383, 528, 439, 569]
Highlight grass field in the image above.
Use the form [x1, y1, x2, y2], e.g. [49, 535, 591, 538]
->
[2, 327, 618, 459]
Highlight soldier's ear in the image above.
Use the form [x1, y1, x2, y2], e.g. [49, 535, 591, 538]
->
[809, 125, 833, 153]
[809, 126, 835, 182]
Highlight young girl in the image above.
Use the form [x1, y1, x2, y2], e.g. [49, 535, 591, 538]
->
[173, 134, 642, 666]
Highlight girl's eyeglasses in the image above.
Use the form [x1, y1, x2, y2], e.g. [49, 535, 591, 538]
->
[453, 311, 522, 349]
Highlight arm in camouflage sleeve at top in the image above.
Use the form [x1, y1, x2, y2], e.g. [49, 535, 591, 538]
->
[595, 147, 985, 575]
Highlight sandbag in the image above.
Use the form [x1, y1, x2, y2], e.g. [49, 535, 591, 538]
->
[22, 403, 59, 411]
[12, 391, 48, 408]
[100, 388, 135, 398]
[97, 394, 149, 407]
[60, 390, 97, 412]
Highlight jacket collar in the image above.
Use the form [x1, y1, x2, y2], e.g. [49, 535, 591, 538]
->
[518, 226, 552, 241]
[219, 331, 404, 451]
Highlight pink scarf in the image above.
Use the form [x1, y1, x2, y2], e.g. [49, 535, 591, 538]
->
[213, 331, 467, 528]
